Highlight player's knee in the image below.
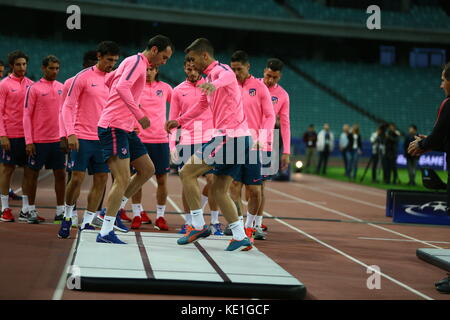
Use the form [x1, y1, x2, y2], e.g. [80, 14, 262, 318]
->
[69, 172, 84, 186]
[94, 173, 108, 187]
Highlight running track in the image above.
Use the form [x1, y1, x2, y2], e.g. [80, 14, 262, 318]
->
[1, 169, 449, 300]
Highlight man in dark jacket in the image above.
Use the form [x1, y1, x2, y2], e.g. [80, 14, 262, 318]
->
[383, 123, 401, 184]
[408, 63, 450, 294]
[303, 124, 317, 173]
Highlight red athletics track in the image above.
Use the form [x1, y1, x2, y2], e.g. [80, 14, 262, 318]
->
[1, 168, 450, 300]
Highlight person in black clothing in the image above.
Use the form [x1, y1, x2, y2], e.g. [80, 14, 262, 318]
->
[404, 124, 419, 186]
[370, 124, 387, 183]
[383, 123, 401, 184]
[303, 124, 317, 173]
[408, 62, 450, 294]
[346, 124, 363, 180]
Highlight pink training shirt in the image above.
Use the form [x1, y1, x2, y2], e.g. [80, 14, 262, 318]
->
[261, 80, 291, 154]
[62, 65, 110, 140]
[239, 75, 275, 151]
[169, 77, 213, 150]
[138, 80, 172, 143]
[23, 78, 64, 144]
[0, 74, 33, 138]
[59, 77, 74, 138]
[98, 53, 149, 132]
[176, 61, 249, 138]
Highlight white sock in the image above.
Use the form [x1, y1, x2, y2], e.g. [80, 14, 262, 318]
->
[132, 204, 141, 217]
[156, 205, 166, 218]
[120, 197, 128, 210]
[191, 208, 205, 229]
[64, 204, 75, 219]
[28, 205, 36, 211]
[245, 212, 256, 228]
[22, 195, 29, 213]
[184, 213, 192, 225]
[82, 210, 95, 227]
[1, 194, 9, 211]
[229, 220, 246, 241]
[239, 215, 244, 222]
[201, 195, 208, 210]
[72, 209, 78, 219]
[100, 215, 116, 236]
[56, 205, 64, 216]
[210, 210, 220, 224]
[255, 215, 263, 227]
[138, 204, 144, 212]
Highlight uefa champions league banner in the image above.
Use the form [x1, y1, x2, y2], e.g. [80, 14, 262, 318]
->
[396, 152, 447, 171]
[387, 190, 450, 226]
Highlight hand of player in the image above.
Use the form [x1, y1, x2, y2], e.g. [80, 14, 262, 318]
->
[197, 83, 216, 95]
[68, 134, 79, 151]
[26, 143, 36, 157]
[138, 116, 151, 130]
[415, 134, 427, 140]
[165, 120, 179, 134]
[60, 137, 69, 154]
[0, 136, 11, 151]
[281, 154, 290, 171]
[408, 139, 428, 157]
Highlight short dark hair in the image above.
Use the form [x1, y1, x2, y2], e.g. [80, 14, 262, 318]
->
[83, 50, 98, 68]
[230, 50, 249, 64]
[308, 124, 314, 128]
[0, 60, 4, 67]
[184, 38, 214, 57]
[410, 124, 417, 131]
[97, 41, 120, 56]
[42, 55, 60, 67]
[147, 35, 174, 52]
[443, 62, 450, 81]
[266, 58, 284, 72]
[8, 50, 29, 66]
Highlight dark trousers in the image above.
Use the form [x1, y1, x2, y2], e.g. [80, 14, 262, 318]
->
[316, 149, 330, 174]
[406, 157, 419, 185]
[383, 155, 398, 184]
[371, 154, 380, 182]
[342, 150, 349, 175]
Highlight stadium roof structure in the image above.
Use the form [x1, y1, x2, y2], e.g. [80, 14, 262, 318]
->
[2, 0, 450, 44]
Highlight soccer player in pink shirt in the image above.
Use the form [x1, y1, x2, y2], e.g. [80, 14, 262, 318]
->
[96, 35, 173, 244]
[22, 55, 66, 224]
[259, 58, 291, 233]
[165, 38, 252, 251]
[0, 51, 34, 223]
[129, 66, 172, 230]
[169, 57, 223, 235]
[229, 50, 275, 242]
[57, 42, 120, 239]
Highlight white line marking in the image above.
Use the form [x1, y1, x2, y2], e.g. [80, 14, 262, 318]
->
[261, 210, 433, 300]
[265, 186, 442, 249]
[293, 184, 385, 209]
[13, 170, 53, 195]
[52, 235, 78, 300]
[358, 237, 450, 245]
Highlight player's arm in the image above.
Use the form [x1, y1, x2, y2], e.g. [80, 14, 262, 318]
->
[23, 86, 36, 156]
[167, 93, 209, 133]
[168, 90, 181, 151]
[210, 67, 235, 89]
[418, 101, 450, 152]
[279, 94, 291, 155]
[115, 58, 146, 123]
[0, 83, 10, 150]
[259, 85, 276, 149]
[62, 75, 86, 151]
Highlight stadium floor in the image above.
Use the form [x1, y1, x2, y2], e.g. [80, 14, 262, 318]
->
[1, 169, 450, 300]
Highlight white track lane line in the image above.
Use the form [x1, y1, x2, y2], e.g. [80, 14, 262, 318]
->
[261, 210, 434, 300]
[293, 183, 385, 209]
[52, 234, 79, 300]
[358, 237, 450, 245]
[13, 170, 53, 195]
[265, 186, 442, 249]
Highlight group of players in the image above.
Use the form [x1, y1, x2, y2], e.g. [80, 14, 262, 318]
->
[0, 35, 291, 251]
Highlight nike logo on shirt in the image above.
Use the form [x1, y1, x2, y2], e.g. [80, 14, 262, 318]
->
[11, 89, 17, 92]
[91, 83, 97, 87]
[41, 93, 49, 96]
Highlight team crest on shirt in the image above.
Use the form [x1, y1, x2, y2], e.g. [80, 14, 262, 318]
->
[156, 90, 163, 97]
[271, 96, 279, 104]
[249, 88, 256, 96]
[121, 148, 128, 155]
[58, 90, 63, 95]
